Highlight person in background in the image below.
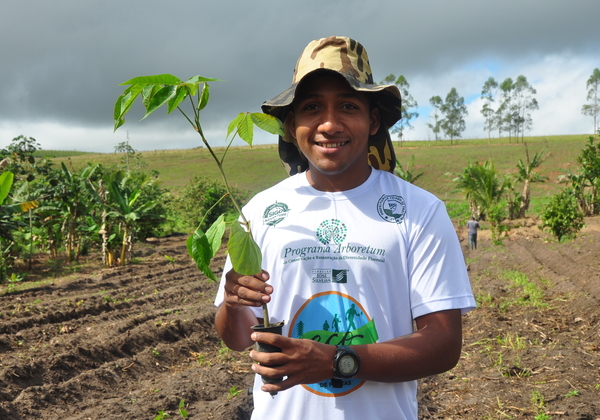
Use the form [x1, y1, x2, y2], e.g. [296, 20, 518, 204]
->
[467, 216, 480, 250]
[214, 36, 476, 420]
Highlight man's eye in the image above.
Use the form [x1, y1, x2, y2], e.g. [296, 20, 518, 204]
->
[303, 103, 319, 110]
[341, 103, 358, 110]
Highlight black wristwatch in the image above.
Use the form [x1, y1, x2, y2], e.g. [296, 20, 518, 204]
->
[332, 345, 360, 388]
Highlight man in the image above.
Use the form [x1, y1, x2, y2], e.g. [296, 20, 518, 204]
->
[467, 216, 480, 250]
[215, 36, 476, 419]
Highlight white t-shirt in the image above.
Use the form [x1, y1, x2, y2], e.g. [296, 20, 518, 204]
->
[215, 168, 476, 420]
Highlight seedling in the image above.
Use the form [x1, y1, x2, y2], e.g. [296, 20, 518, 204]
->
[228, 386, 242, 399]
[178, 399, 189, 418]
[114, 74, 284, 327]
[565, 389, 580, 398]
[154, 411, 170, 420]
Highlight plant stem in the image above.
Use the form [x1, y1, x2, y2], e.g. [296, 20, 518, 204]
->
[179, 104, 271, 326]
[262, 304, 270, 328]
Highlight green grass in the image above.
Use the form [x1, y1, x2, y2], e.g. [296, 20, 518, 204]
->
[51, 134, 590, 206]
[34, 150, 92, 158]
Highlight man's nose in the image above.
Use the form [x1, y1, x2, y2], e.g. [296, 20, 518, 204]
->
[318, 109, 343, 134]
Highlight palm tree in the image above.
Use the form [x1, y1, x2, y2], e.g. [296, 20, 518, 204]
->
[454, 160, 507, 220]
[514, 145, 548, 218]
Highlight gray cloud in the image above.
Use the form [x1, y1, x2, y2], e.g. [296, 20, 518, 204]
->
[1, 0, 599, 151]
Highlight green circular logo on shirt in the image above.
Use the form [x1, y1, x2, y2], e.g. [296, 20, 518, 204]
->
[316, 219, 347, 244]
[263, 202, 290, 226]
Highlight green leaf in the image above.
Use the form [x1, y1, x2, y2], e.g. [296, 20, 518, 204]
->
[237, 114, 254, 145]
[142, 84, 162, 110]
[228, 221, 262, 275]
[114, 86, 144, 131]
[186, 75, 221, 84]
[120, 74, 182, 85]
[227, 113, 245, 138]
[227, 113, 254, 146]
[168, 85, 188, 114]
[205, 214, 227, 255]
[198, 83, 210, 111]
[187, 230, 217, 282]
[251, 113, 285, 136]
[182, 83, 198, 97]
[143, 85, 178, 119]
[113, 94, 127, 131]
[0, 171, 14, 205]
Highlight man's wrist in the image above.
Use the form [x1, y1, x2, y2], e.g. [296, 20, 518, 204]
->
[332, 345, 360, 388]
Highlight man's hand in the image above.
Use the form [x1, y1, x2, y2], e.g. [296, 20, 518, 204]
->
[223, 269, 273, 309]
[250, 333, 336, 393]
[215, 268, 273, 351]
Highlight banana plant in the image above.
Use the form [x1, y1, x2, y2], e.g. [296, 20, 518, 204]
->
[114, 74, 283, 326]
[0, 171, 39, 281]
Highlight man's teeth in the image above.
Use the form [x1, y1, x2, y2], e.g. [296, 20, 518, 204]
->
[321, 142, 346, 148]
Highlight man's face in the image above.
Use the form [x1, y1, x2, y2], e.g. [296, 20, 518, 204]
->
[288, 72, 380, 191]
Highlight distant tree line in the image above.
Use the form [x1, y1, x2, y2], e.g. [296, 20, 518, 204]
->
[381, 68, 600, 143]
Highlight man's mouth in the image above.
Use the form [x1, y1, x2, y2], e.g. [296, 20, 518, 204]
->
[318, 141, 348, 148]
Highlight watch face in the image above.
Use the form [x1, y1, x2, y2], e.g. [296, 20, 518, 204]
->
[339, 354, 357, 375]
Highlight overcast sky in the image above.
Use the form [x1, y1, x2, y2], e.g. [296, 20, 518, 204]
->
[1, 0, 599, 153]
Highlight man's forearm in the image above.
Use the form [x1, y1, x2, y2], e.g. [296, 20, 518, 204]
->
[353, 309, 462, 383]
[214, 303, 259, 351]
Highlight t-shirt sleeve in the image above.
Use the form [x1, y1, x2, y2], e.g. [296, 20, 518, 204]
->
[407, 201, 476, 318]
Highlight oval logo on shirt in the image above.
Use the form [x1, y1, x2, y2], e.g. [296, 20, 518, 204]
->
[288, 291, 379, 397]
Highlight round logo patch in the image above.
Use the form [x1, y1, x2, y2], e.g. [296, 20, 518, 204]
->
[263, 202, 290, 226]
[377, 195, 406, 224]
[316, 219, 347, 244]
[288, 291, 378, 397]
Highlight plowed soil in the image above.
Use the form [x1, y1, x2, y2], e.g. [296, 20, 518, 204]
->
[1, 218, 600, 420]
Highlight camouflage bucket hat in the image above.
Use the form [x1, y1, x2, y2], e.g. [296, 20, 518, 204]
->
[261, 36, 402, 175]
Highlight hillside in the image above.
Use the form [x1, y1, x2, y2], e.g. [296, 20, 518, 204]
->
[52, 134, 591, 213]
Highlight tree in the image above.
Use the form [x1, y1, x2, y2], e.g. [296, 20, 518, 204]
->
[512, 75, 538, 143]
[0, 135, 53, 182]
[481, 77, 499, 142]
[427, 96, 443, 142]
[512, 144, 548, 218]
[498, 78, 514, 141]
[581, 68, 600, 137]
[114, 139, 146, 170]
[453, 160, 507, 221]
[559, 135, 600, 216]
[540, 188, 584, 241]
[380, 74, 419, 146]
[440, 88, 468, 144]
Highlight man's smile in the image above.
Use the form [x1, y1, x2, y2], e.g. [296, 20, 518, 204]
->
[318, 141, 349, 148]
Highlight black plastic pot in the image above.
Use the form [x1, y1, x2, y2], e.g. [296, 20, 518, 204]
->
[251, 321, 285, 396]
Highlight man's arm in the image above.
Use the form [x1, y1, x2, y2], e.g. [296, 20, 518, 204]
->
[214, 269, 272, 352]
[249, 309, 463, 392]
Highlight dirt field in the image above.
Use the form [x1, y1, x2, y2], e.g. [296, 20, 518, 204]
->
[1, 218, 599, 419]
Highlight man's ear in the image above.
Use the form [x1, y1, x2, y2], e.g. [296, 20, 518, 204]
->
[369, 107, 381, 136]
[288, 110, 297, 139]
